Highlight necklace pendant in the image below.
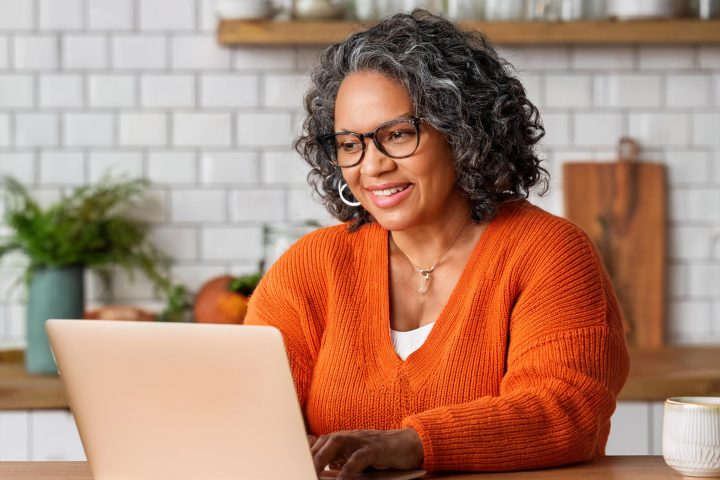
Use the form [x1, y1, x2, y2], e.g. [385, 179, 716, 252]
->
[418, 271, 431, 295]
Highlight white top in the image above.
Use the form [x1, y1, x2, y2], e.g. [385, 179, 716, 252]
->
[390, 322, 435, 361]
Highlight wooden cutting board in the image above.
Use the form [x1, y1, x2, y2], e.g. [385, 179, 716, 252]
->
[563, 138, 666, 348]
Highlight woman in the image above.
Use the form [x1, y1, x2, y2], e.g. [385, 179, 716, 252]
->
[244, 10, 629, 478]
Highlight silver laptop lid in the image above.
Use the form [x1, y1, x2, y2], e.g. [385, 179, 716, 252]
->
[47, 319, 316, 480]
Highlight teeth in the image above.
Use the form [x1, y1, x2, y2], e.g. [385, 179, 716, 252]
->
[372, 185, 408, 197]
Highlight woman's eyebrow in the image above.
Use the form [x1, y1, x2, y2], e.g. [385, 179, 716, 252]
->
[335, 113, 416, 133]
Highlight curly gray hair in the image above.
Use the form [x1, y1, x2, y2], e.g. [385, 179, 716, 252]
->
[296, 9, 548, 231]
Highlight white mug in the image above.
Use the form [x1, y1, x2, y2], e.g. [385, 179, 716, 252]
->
[662, 397, 720, 478]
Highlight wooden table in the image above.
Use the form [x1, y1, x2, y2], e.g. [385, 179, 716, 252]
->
[0, 457, 685, 479]
[2, 346, 720, 409]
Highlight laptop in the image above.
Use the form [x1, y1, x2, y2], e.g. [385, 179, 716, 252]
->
[46, 320, 426, 480]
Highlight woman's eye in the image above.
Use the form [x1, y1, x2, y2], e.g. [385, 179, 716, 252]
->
[388, 129, 413, 141]
[340, 142, 361, 152]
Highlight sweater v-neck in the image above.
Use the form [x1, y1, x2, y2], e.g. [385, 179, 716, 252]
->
[368, 201, 517, 374]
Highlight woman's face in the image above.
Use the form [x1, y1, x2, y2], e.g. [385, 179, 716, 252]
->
[334, 71, 461, 232]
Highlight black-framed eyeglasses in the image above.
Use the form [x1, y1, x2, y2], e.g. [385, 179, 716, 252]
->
[317, 117, 422, 168]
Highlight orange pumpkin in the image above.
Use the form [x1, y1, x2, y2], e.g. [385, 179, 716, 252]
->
[84, 305, 156, 321]
[193, 274, 260, 324]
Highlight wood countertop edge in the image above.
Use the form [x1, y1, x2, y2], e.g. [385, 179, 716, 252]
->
[0, 457, 679, 479]
[2, 348, 720, 409]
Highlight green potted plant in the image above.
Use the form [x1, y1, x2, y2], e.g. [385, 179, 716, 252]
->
[0, 175, 187, 374]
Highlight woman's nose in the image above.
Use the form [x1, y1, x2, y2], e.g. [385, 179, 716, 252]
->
[360, 140, 395, 177]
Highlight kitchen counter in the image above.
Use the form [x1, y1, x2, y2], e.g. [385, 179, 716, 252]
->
[0, 350, 66, 410]
[0, 456, 685, 479]
[1, 346, 720, 409]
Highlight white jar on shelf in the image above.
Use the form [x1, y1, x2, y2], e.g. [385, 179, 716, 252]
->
[354, 0, 378, 19]
[485, 0, 525, 20]
[294, 0, 345, 19]
[447, 0, 484, 19]
[214, 0, 274, 19]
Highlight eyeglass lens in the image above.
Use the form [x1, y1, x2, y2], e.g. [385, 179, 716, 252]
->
[327, 119, 419, 167]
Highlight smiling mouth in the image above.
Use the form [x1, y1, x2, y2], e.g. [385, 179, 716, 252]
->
[369, 184, 412, 197]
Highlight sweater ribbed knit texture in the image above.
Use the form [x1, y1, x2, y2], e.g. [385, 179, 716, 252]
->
[244, 199, 630, 473]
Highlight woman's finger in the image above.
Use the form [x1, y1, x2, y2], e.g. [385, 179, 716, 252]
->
[311, 434, 330, 456]
[312, 434, 345, 474]
[337, 447, 373, 480]
[307, 434, 318, 448]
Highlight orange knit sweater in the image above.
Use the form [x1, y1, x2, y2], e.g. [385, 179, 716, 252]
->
[244, 199, 630, 473]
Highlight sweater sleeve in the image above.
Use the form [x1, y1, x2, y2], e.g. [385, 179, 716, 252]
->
[243, 236, 327, 411]
[400, 223, 630, 472]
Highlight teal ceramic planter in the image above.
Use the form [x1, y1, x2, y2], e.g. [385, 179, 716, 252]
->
[26, 265, 85, 374]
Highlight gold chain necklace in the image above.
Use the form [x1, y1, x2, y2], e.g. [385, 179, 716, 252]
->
[392, 219, 470, 295]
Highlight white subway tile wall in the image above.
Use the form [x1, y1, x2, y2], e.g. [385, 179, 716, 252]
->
[230, 189, 286, 222]
[694, 113, 720, 146]
[62, 35, 109, 70]
[39, 151, 85, 185]
[198, 0, 217, 32]
[0, 115, 9, 146]
[87, 0, 134, 31]
[88, 74, 136, 107]
[39, 0, 84, 31]
[571, 46, 635, 70]
[0, 37, 8, 69]
[139, 0, 196, 31]
[29, 410, 85, 461]
[639, 46, 696, 70]
[0, 412, 30, 460]
[0, 0, 34, 31]
[172, 35, 233, 70]
[628, 113, 691, 147]
[263, 74, 310, 108]
[39, 74, 84, 108]
[201, 151, 259, 184]
[666, 74, 712, 108]
[668, 301, 713, 339]
[699, 46, 720, 69]
[13, 36, 59, 70]
[148, 227, 198, 261]
[140, 75, 196, 108]
[593, 74, 662, 108]
[200, 226, 264, 260]
[606, 402, 652, 455]
[261, 150, 310, 184]
[200, 74, 259, 107]
[0, 153, 35, 184]
[14, 113, 59, 147]
[173, 112, 232, 146]
[0, 2, 719, 459]
[88, 150, 143, 180]
[147, 151, 197, 184]
[0, 75, 34, 107]
[111, 35, 167, 70]
[64, 113, 115, 146]
[663, 150, 712, 185]
[119, 113, 168, 147]
[572, 112, 624, 147]
[170, 189, 226, 222]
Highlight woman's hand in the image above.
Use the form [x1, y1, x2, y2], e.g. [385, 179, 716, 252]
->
[310, 428, 424, 479]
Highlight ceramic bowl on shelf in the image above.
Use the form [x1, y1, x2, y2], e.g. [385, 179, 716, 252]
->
[215, 0, 274, 20]
[607, 0, 689, 19]
[294, 0, 345, 20]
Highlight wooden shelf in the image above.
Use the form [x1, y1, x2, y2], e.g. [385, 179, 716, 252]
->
[218, 19, 720, 46]
[2, 346, 720, 408]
